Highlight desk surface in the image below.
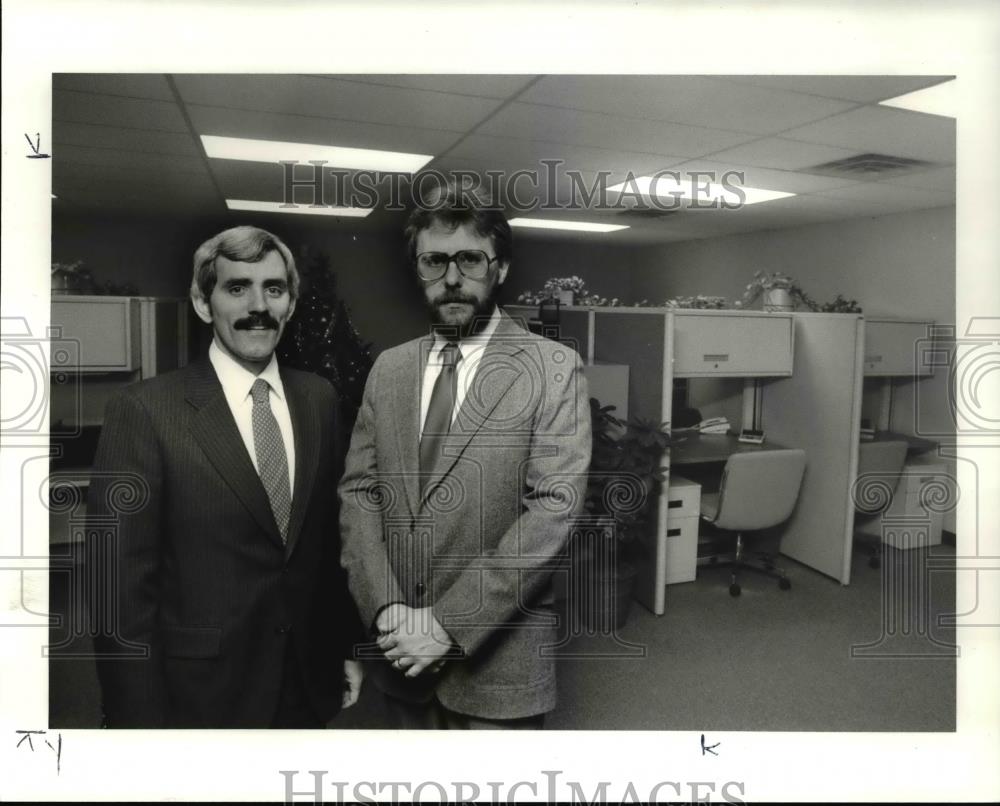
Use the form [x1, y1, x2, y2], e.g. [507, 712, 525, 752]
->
[865, 431, 938, 457]
[669, 432, 789, 466]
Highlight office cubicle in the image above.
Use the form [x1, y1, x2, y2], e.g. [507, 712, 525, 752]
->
[506, 303, 867, 613]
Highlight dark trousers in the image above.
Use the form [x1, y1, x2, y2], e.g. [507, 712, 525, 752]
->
[384, 693, 545, 730]
[271, 642, 324, 729]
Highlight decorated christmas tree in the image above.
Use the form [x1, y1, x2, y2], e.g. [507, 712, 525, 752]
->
[277, 246, 374, 438]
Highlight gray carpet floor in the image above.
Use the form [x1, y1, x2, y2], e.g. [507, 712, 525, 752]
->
[49, 542, 956, 731]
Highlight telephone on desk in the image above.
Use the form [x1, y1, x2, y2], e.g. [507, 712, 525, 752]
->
[671, 416, 731, 435]
[697, 416, 731, 434]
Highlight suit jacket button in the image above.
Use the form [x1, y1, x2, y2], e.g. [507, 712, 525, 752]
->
[415, 582, 425, 597]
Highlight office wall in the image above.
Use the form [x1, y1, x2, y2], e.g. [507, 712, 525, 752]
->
[52, 210, 639, 354]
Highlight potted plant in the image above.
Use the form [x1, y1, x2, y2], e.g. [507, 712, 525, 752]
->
[543, 275, 587, 306]
[571, 398, 672, 630]
[742, 271, 816, 312]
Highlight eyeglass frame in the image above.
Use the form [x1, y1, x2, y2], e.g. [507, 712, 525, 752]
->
[414, 249, 501, 282]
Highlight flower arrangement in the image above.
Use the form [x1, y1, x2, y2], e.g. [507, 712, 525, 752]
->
[543, 275, 587, 295]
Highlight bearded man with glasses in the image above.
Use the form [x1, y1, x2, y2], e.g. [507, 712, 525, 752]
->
[338, 181, 591, 729]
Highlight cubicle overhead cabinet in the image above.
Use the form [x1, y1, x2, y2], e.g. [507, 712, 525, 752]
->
[51, 295, 141, 372]
[671, 310, 794, 377]
[863, 318, 935, 377]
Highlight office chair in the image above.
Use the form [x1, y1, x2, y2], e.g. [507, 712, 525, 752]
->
[699, 449, 807, 597]
[853, 440, 908, 569]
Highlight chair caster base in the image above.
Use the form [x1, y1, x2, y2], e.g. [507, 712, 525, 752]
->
[729, 583, 741, 597]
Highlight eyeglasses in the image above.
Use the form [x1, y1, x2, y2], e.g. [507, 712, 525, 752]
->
[415, 250, 499, 282]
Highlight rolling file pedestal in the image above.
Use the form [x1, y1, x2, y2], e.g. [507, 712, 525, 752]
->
[635, 476, 701, 613]
[663, 477, 700, 584]
[882, 461, 947, 550]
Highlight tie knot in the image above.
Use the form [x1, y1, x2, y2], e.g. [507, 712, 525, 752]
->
[439, 342, 459, 368]
[251, 378, 271, 403]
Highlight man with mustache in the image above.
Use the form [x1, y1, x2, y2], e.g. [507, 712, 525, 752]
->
[339, 183, 591, 728]
[87, 225, 363, 727]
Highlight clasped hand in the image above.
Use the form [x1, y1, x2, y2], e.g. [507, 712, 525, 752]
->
[375, 604, 454, 678]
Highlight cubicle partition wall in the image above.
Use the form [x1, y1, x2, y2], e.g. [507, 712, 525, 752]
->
[592, 310, 668, 422]
[762, 313, 865, 584]
[504, 304, 593, 361]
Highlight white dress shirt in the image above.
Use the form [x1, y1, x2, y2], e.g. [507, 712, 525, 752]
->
[209, 340, 296, 492]
[420, 307, 502, 436]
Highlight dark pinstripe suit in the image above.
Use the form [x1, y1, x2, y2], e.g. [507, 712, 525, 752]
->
[87, 358, 360, 728]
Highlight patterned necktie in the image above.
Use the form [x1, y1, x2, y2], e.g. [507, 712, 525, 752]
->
[419, 342, 459, 490]
[251, 378, 291, 542]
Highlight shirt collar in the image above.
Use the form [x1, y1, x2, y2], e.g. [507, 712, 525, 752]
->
[209, 339, 286, 402]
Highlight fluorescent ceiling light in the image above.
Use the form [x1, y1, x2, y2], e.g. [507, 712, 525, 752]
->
[226, 199, 372, 218]
[880, 80, 956, 118]
[607, 175, 794, 206]
[202, 135, 433, 173]
[508, 218, 629, 233]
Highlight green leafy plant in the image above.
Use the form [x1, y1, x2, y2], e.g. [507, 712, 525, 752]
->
[816, 294, 862, 313]
[742, 271, 816, 309]
[664, 294, 730, 309]
[585, 398, 672, 543]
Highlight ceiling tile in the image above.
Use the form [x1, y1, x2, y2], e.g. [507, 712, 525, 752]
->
[320, 74, 537, 99]
[54, 161, 217, 194]
[715, 76, 952, 104]
[666, 159, 860, 194]
[478, 102, 752, 157]
[53, 89, 189, 132]
[446, 134, 685, 176]
[174, 74, 503, 131]
[875, 166, 956, 193]
[53, 73, 175, 101]
[705, 137, 860, 172]
[815, 183, 956, 210]
[781, 105, 956, 163]
[53, 143, 207, 174]
[187, 105, 461, 156]
[520, 76, 856, 134]
[53, 121, 201, 156]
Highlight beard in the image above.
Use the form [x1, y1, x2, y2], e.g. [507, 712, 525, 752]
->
[427, 283, 500, 339]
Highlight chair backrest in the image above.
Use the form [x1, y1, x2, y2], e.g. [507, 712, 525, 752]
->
[713, 448, 807, 532]
[854, 440, 908, 516]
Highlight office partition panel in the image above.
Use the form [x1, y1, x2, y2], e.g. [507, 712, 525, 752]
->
[763, 313, 865, 584]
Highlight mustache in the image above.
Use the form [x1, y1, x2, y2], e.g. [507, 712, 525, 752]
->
[435, 293, 479, 307]
[234, 313, 279, 330]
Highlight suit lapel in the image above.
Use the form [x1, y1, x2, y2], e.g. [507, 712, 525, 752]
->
[283, 369, 320, 558]
[390, 340, 425, 517]
[184, 359, 284, 548]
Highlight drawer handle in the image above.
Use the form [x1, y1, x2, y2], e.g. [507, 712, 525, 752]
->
[703, 353, 729, 362]
[919, 476, 934, 483]
[668, 500, 683, 509]
[865, 355, 883, 363]
[667, 528, 681, 537]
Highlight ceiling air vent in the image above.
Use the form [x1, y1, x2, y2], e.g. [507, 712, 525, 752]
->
[805, 153, 935, 177]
